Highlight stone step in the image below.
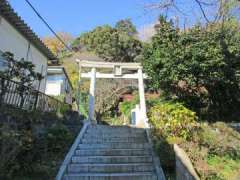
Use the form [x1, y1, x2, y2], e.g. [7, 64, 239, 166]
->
[87, 126, 145, 131]
[58, 124, 165, 180]
[71, 156, 153, 164]
[75, 149, 152, 156]
[67, 163, 154, 173]
[78, 143, 151, 149]
[64, 172, 157, 180]
[81, 137, 147, 143]
[84, 133, 146, 138]
[89, 125, 140, 129]
[87, 128, 145, 133]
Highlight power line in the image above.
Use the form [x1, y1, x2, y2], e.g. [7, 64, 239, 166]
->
[24, 0, 72, 52]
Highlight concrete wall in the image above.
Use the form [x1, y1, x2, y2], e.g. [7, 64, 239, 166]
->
[0, 16, 48, 92]
[174, 144, 200, 180]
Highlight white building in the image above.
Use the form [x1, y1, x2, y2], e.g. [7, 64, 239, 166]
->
[0, 0, 56, 92]
[45, 66, 73, 104]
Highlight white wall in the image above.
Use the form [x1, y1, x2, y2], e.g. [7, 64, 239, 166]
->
[0, 16, 48, 92]
[45, 82, 62, 96]
[45, 73, 73, 104]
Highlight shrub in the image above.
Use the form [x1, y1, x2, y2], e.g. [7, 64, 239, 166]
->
[119, 92, 139, 119]
[180, 122, 240, 179]
[59, 104, 71, 115]
[45, 124, 73, 154]
[0, 106, 81, 179]
[148, 102, 197, 139]
[207, 154, 240, 180]
[0, 126, 22, 178]
[191, 122, 240, 159]
[119, 101, 136, 118]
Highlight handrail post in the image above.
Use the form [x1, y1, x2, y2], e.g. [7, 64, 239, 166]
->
[33, 90, 39, 110]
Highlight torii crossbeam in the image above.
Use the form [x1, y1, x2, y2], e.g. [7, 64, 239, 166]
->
[76, 59, 148, 127]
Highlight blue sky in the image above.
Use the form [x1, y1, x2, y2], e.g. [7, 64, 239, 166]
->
[7, 0, 212, 39]
[8, 0, 160, 38]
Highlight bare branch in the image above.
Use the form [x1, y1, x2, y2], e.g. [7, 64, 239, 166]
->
[194, 0, 211, 23]
[143, 0, 239, 25]
[144, 0, 175, 10]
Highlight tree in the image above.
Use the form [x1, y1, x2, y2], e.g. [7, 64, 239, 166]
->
[0, 52, 18, 105]
[14, 59, 43, 107]
[0, 52, 43, 108]
[143, 16, 240, 120]
[78, 22, 143, 62]
[43, 32, 73, 56]
[115, 18, 137, 36]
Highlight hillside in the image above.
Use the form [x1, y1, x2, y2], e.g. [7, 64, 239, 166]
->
[61, 51, 104, 90]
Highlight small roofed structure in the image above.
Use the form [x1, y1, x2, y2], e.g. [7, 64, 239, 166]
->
[45, 66, 73, 104]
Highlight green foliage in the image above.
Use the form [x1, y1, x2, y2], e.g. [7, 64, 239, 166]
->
[45, 124, 73, 153]
[2, 52, 43, 84]
[0, 125, 23, 178]
[73, 19, 142, 62]
[207, 155, 240, 180]
[115, 18, 137, 36]
[79, 91, 89, 118]
[148, 100, 193, 177]
[148, 102, 197, 139]
[119, 92, 139, 118]
[179, 122, 240, 179]
[58, 104, 71, 115]
[149, 101, 240, 179]
[0, 106, 82, 179]
[143, 16, 240, 120]
[193, 122, 240, 159]
[119, 101, 134, 117]
[0, 52, 43, 107]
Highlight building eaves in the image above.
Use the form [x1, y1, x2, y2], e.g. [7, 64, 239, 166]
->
[0, 0, 57, 61]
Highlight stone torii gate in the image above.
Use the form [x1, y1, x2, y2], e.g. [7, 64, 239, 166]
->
[76, 59, 148, 127]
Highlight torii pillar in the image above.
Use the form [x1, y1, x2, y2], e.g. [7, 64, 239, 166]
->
[88, 68, 96, 123]
[138, 68, 147, 124]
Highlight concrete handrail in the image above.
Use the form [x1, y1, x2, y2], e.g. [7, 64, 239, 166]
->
[55, 121, 90, 180]
[174, 144, 200, 180]
[144, 119, 166, 180]
[145, 126, 166, 180]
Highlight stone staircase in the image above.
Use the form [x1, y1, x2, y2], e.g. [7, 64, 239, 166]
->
[61, 124, 165, 180]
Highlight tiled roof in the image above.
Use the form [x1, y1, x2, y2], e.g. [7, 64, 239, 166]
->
[0, 0, 56, 60]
